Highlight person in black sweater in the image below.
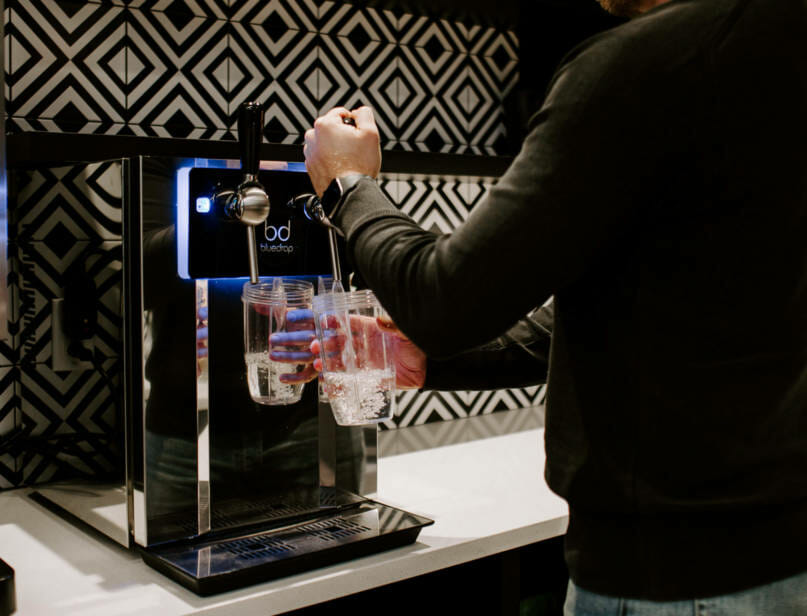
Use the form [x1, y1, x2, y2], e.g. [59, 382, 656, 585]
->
[303, 0, 807, 611]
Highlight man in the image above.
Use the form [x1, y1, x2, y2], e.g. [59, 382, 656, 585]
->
[303, 0, 807, 612]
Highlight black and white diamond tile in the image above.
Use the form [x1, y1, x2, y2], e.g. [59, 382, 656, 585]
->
[379, 405, 545, 456]
[395, 44, 468, 152]
[12, 243, 49, 366]
[317, 34, 398, 143]
[125, 7, 229, 138]
[467, 42, 518, 155]
[375, 173, 547, 429]
[123, 0, 228, 21]
[12, 161, 123, 243]
[10, 161, 123, 365]
[228, 19, 319, 143]
[0, 367, 20, 489]
[395, 16, 517, 153]
[317, 2, 398, 43]
[3, 6, 10, 105]
[86, 247, 124, 360]
[385, 386, 546, 430]
[396, 15, 469, 153]
[376, 172, 399, 205]
[18, 358, 121, 485]
[0, 338, 15, 370]
[401, 175, 472, 232]
[229, 0, 318, 30]
[397, 14, 468, 54]
[397, 21, 517, 153]
[7, 118, 129, 135]
[4, 157, 125, 486]
[4, 0, 518, 150]
[7, 1, 127, 133]
[1, 2, 529, 481]
[380, 173, 494, 232]
[467, 24, 518, 58]
[0, 247, 19, 368]
[460, 176, 497, 209]
[15, 240, 123, 365]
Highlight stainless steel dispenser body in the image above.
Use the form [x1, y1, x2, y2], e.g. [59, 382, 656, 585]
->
[35, 156, 430, 595]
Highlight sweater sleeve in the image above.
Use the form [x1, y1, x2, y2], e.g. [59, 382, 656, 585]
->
[423, 301, 553, 391]
[332, 32, 668, 359]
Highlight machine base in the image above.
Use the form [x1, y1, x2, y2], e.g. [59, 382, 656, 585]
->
[141, 500, 432, 596]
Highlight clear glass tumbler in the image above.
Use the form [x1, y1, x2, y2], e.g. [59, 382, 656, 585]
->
[312, 289, 396, 425]
[242, 278, 314, 405]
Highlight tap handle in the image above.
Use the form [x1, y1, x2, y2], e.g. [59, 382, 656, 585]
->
[238, 101, 264, 177]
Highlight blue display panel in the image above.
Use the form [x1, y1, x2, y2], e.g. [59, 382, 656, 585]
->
[176, 160, 334, 280]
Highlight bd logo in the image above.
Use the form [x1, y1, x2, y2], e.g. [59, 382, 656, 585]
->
[264, 220, 291, 242]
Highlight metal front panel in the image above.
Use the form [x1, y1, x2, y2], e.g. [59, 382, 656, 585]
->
[127, 157, 376, 547]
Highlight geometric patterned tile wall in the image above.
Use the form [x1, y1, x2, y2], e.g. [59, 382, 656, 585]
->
[3, 162, 123, 488]
[5, 0, 518, 153]
[0, 367, 20, 488]
[17, 356, 121, 486]
[377, 173, 547, 429]
[2, 0, 526, 487]
[379, 404, 545, 457]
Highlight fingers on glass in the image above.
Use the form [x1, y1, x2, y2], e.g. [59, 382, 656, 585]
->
[269, 349, 315, 363]
[269, 330, 315, 346]
[279, 365, 318, 384]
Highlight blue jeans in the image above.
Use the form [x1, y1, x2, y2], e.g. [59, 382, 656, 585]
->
[564, 569, 807, 616]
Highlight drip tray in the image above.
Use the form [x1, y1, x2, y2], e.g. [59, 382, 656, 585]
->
[141, 501, 433, 596]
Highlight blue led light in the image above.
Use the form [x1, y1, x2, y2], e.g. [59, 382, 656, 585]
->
[177, 166, 192, 280]
[195, 196, 211, 213]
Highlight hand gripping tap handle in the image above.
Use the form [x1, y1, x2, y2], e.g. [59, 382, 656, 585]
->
[238, 101, 264, 179]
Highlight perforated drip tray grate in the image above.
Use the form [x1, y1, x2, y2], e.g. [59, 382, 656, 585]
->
[157, 487, 367, 539]
[141, 500, 433, 596]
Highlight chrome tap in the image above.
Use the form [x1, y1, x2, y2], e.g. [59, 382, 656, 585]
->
[282, 116, 356, 291]
[216, 101, 270, 284]
[284, 193, 344, 291]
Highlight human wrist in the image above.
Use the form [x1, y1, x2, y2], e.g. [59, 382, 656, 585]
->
[320, 173, 374, 219]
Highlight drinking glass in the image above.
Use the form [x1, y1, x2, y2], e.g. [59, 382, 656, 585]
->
[312, 289, 396, 425]
[242, 278, 314, 405]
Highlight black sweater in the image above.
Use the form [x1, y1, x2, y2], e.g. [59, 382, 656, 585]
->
[331, 0, 807, 600]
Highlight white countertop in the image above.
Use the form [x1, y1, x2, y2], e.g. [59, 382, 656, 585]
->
[0, 407, 568, 616]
